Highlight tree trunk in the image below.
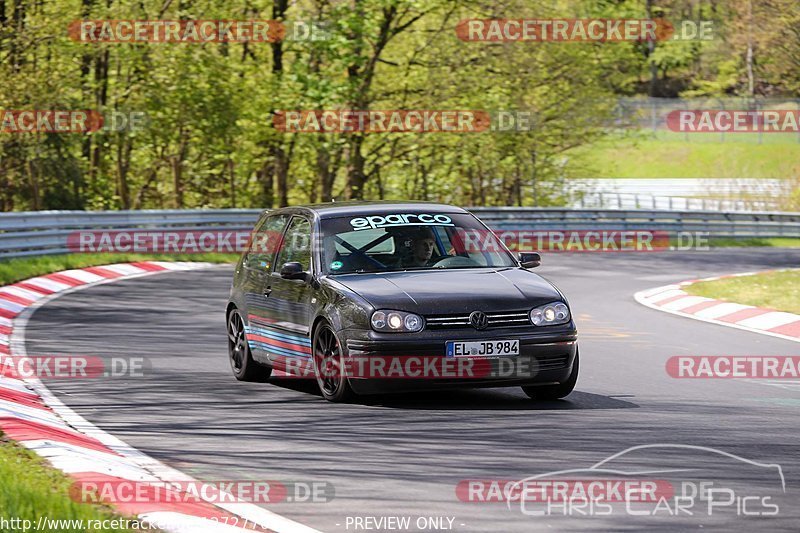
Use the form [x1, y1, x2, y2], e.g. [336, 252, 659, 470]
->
[172, 135, 188, 208]
[171, 156, 184, 208]
[133, 165, 160, 209]
[256, 0, 290, 208]
[745, 0, 755, 96]
[345, 135, 366, 199]
[0, 138, 19, 211]
[317, 143, 335, 202]
[26, 158, 40, 210]
[257, 157, 274, 207]
[531, 151, 538, 206]
[228, 158, 236, 208]
[116, 135, 132, 209]
[273, 144, 289, 207]
[9, 0, 25, 72]
[645, 0, 659, 96]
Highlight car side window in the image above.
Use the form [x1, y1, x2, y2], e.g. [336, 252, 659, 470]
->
[246, 214, 289, 271]
[274, 217, 312, 272]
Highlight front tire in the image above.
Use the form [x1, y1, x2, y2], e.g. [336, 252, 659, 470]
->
[312, 323, 356, 402]
[522, 349, 579, 400]
[228, 309, 272, 381]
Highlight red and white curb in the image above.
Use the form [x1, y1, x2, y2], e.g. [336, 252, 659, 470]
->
[0, 261, 319, 533]
[634, 269, 800, 343]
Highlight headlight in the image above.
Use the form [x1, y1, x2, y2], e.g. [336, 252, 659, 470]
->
[530, 302, 570, 326]
[371, 310, 424, 333]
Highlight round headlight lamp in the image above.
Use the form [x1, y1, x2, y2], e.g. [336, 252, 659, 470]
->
[529, 302, 570, 326]
[371, 310, 425, 333]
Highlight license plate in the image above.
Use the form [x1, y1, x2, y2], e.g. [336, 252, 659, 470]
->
[446, 340, 519, 358]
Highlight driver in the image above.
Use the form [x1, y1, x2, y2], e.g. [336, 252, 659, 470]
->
[402, 227, 436, 267]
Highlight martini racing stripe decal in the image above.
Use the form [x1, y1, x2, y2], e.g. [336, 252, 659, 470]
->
[246, 325, 311, 357]
[249, 341, 309, 360]
[247, 335, 312, 355]
[247, 324, 311, 346]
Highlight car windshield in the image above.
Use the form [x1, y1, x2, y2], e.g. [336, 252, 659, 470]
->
[320, 212, 517, 274]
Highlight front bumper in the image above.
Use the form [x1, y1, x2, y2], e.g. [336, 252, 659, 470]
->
[338, 324, 578, 394]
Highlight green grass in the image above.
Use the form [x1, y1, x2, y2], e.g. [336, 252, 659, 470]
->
[0, 438, 144, 532]
[707, 237, 800, 248]
[0, 253, 238, 285]
[572, 130, 800, 179]
[685, 269, 800, 314]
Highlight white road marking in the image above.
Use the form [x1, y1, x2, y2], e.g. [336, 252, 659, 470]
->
[659, 295, 714, 311]
[737, 312, 800, 331]
[23, 277, 72, 292]
[9, 262, 320, 533]
[693, 302, 753, 320]
[57, 269, 108, 284]
[0, 286, 45, 301]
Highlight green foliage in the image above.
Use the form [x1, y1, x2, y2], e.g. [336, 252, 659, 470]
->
[685, 269, 800, 315]
[572, 130, 800, 179]
[0, 438, 142, 531]
[0, 0, 796, 212]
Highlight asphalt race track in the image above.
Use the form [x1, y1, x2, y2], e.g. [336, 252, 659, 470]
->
[24, 249, 800, 532]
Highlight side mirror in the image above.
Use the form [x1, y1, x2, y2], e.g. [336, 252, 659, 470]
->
[280, 261, 309, 280]
[519, 252, 541, 269]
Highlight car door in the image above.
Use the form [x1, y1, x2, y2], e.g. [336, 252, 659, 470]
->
[263, 215, 315, 367]
[242, 213, 290, 363]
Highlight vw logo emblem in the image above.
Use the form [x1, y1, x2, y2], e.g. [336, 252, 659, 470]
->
[469, 311, 489, 330]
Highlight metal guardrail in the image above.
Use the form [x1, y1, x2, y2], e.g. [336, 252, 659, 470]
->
[575, 192, 778, 212]
[1, 207, 799, 259]
[471, 208, 800, 243]
[0, 209, 262, 259]
[473, 207, 800, 235]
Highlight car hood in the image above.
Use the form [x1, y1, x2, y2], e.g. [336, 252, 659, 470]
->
[330, 268, 563, 314]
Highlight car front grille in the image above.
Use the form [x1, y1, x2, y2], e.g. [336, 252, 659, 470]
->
[424, 311, 531, 329]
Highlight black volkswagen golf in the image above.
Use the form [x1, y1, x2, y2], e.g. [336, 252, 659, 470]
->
[227, 202, 578, 402]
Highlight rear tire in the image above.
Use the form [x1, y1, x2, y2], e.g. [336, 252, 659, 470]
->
[228, 309, 272, 381]
[522, 349, 579, 400]
[312, 322, 356, 402]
